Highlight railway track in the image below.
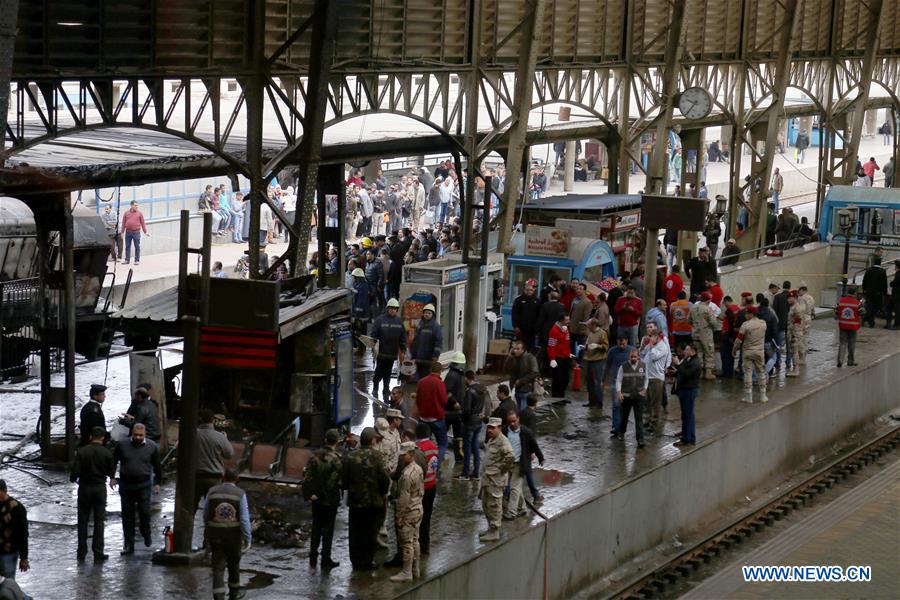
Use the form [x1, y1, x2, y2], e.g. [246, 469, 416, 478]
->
[609, 427, 900, 600]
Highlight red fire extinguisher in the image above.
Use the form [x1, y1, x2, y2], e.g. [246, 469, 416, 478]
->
[164, 526, 174, 553]
[572, 364, 582, 391]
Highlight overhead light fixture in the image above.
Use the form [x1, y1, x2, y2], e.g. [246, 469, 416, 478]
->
[57, 22, 84, 26]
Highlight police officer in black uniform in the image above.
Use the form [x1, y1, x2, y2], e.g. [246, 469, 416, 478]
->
[79, 384, 108, 447]
[70, 426, 115, 561]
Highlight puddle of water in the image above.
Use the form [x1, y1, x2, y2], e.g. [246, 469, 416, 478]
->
[532, 467, 574, 487]
[241, 569, 279, 589]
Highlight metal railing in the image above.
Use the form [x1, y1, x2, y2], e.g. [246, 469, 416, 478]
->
[0, 278, 41, 381]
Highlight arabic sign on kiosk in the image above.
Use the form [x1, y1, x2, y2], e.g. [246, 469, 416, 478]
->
[525, 226, 572, 257]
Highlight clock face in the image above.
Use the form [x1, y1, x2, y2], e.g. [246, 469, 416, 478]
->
[678, 87, 713, 119]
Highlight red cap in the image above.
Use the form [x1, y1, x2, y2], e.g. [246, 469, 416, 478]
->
[744, 305, 756, 314]
[740, 291, 753, 298]
[700, 291, 712, 301]
[789, 290, 798, 298]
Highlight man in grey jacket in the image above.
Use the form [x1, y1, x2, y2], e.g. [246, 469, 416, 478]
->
[112, 424, 161, 554]
[195, 409, 234, 508]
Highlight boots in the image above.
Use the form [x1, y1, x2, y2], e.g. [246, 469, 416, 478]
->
[759, 389, 768, 403]
[702, 368, 716, 380]
[479, 527, 500, 542]
[786, 366, 799, 377]
[390, 557, 414, 583]
[412, 546, 421, 579]
[741, 389, 753, 403]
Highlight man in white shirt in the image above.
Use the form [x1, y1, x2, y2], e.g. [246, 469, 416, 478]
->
[640, 330, 671, 435]
[358, 185, 374, 236]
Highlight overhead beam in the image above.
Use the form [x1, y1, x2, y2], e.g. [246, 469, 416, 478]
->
[750, 0, 801, 252]
[496, 0, 547, 254]
[843, 0, 885, 182]
[644, 0, 688, 195]
[0, 0, 20, 160]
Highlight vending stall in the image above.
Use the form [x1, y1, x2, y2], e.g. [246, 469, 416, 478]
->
[399, 253, 505, 369]
[501, 228, 618, 332]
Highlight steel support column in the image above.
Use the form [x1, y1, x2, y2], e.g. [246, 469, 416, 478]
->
[644, 0, 687, 196]
[496, 0, 547, 254]
[246, 0, 267, 279]
[751, 0, 800, 252]
[462, 0, 483, 370]
[0, 0, 19, 159]
[288, 0, 339, 276]
[843, 0, 885, 182]
[642, 0, 687, 322]
[62, 197, 76, 463]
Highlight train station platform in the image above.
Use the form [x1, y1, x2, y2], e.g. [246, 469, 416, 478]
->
[0, 321, 897, 600]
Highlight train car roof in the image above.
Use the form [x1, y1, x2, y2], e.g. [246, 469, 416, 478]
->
[823, 185, 900, 205]
[523, 193, 643, 212]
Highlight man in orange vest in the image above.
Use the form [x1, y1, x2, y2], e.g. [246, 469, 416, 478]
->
[670, 291, 693, 350]
[836, 285, 862, 367]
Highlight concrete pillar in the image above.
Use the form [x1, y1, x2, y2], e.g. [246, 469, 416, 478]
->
[564, 140, 576, 191]
[864, 109, 877, 138]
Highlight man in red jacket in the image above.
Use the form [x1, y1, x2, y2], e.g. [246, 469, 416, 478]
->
[547, 315, 573, 398]
[614, 286, 643, 347]
[663, 265, 684, 306]
[415, 423, 439, 554]
[415, 361, 448, 473]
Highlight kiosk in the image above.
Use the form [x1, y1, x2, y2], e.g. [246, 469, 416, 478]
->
[399, 253, 505, 369]
[501, 229, 618, 332]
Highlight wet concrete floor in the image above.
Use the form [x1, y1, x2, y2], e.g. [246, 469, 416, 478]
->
[0, 321, 896, 599]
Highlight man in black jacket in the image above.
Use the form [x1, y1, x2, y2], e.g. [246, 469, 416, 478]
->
[123, 385, 160, 443]
[79, 384, 108, 447]
[458, 371, 487, 480]
[685, 247, 717, 300]
[511, 284, 541, 350]
[672, 344, 700, 447]
[491, 385, 518, 427]
[502, 411, 544, 518]
[0, 480, 28, 579]
[772, 281, 791, 372]
[862, 258, 888, 327]
[888, 259, 900, 330]
[112, 424, 161, 554]
[71, 426, 116, 561]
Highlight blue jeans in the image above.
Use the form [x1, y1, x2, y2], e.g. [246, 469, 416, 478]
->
[678, 387, 698, 443]
[0, 552, 17, 578]
[231, 211, 243, 242]
[124, 230, 141, 262]
[524, 462, 540, 499]
[461, 423, 482, 477]
[515, 391, 530, 413]
[612, 397, 621, 431]
[619, 325, 638, 347]
[772, 190, 780, 212]
[427, 420, 448, 472]
[585, 360, 605, 407]
[438, 203, 449, 224]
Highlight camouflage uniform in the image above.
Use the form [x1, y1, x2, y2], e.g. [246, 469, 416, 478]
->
[798, 291, 815, 336]
[342, 447, 390, 569]
[478, 433, 516, 539]
[391, 462, 424, 579]
[787, 301, 809, 373]
[376, 428, 401, 547]
[734, 316, 768, 401]
[302, 447, 344, 565]
[689, 301, 719, 379]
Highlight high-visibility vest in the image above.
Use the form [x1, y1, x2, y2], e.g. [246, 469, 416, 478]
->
[837, 297, 861, 331]
[671, 300, 692, 334]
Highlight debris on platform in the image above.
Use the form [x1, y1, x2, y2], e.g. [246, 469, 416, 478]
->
[251, 506, 308, 549]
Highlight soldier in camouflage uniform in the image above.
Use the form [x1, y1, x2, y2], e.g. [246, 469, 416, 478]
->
[786, 292, 809, 377]
[733, 306, 768, 403]
[478, 417, 517, 542]
[342, 427, 391, 570]
[302, 429, 343, 570]
[375, 416, 401, 553]
[797, 285, 815, 339]
[689, 291, 720, 380]
[389, 442, 424, 582]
